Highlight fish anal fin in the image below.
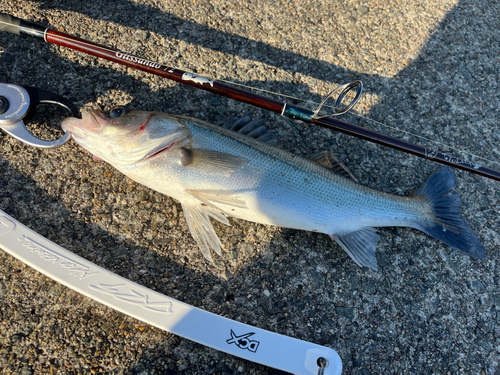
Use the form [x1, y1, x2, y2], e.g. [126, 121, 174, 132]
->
[309, 151, 358, 183]
[330, 228, 379, 271]
[182, 203, 225, 261]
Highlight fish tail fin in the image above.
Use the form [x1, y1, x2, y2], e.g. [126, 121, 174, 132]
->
[412, 168, 485, 258]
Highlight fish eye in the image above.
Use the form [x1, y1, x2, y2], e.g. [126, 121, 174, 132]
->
[109, 107, 130, 118]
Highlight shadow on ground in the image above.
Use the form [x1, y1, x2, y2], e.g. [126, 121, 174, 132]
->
[0, 0, 499, 373]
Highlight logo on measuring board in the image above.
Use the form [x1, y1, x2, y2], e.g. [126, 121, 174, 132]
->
[226, 330, 260, 353]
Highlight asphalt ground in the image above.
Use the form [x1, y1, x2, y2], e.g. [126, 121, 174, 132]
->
[0, 0, 499, 373]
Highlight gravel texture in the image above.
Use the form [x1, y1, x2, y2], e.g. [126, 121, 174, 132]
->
[1, 0, 499, 374]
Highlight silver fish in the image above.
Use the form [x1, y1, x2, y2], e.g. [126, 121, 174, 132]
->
[181, 72, 215, 87]
[61, 108, 485, 270]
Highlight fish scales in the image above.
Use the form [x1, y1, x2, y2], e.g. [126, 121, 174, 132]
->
[122, 116, 421, 234]
[62, 109, 485, 270]
[182, 117, 425, 231]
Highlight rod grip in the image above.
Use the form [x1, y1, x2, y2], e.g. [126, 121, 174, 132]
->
[0, 13, 22, 34]
[0, 13, 47, 40]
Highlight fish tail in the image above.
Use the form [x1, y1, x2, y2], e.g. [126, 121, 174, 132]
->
[413, 168, 485, 258]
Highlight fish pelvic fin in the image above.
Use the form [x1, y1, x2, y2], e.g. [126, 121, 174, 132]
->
[182, 203, 226, 261]
[182, 190, 247, 260]
[186, 189, 247, 215]
[331, 228, 379, 271]
[413, 168, 485, 259]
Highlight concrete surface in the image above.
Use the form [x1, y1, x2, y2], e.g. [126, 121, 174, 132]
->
[0, 0, 499, 373]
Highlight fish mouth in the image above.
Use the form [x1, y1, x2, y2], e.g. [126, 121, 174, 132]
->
[84, 108, 111, 129]
[141, 129, 189, 162]
[145, 140, 181, 160]
[61, 108, 109, 140]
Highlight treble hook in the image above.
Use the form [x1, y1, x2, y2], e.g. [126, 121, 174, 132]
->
[313, 80, 363, 119]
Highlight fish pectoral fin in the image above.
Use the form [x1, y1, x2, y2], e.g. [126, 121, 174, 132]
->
[330, 228, 379, 271]
[308, 151, 358, 183]
[181, 148, 247, 175]
[186, 189, 247, 215]
[182, 203, 227, 261]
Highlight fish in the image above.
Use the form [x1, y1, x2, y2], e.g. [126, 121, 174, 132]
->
[61, 107, 485, 270]
[182, 72, 215, 87]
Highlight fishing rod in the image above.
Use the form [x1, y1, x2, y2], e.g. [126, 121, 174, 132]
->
[1, 13, 499, 182]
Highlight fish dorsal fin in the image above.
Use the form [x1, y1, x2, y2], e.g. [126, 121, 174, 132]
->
[183, 190, 247, 260]
[180, 148, 247, 175]
[330, 228, 379, 271]
[219, 114, 280, 147]
[308, 151, 358, 183]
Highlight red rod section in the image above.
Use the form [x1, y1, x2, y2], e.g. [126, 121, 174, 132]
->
[45, 30, 285, 115]
[1, 11, 497, 181]
[42, 30, 500, 182]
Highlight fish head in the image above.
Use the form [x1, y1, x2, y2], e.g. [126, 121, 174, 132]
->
[62, 107, 191, 165]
